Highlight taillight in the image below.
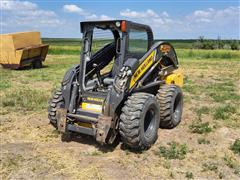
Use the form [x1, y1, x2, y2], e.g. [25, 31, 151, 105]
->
[121, 21, 126, 32]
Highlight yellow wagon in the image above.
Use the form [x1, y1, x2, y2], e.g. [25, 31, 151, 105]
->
[0, 31, 49, 69]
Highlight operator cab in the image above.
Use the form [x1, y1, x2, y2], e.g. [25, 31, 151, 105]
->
[80, 20, 153, 92]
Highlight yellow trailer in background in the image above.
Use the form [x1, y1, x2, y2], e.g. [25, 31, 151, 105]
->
[0, 31, 49, 69]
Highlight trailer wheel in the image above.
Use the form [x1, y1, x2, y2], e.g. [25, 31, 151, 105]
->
[48, 88, 64, 128]
[32, 60, 42, 69]
[157, 84, 183, 129]
[119, 93, 160, 150]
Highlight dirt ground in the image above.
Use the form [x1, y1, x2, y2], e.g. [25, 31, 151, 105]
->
[0, 55, 239, 179]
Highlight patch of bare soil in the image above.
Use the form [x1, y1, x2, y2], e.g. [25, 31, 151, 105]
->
[1, 101, 239, 179]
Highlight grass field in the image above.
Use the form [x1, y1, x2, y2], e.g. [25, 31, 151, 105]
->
[1, 40, 240, 179]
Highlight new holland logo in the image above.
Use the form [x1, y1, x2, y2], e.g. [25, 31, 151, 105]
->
[129, 50, 155, 88]
[160, 44, 171, 53]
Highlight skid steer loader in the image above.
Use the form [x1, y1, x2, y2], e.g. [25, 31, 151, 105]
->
[48, 20, 183, 150]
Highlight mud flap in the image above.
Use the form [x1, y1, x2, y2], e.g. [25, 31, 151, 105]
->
[96, 115, 112, 144]
[56, 108, 68, 133]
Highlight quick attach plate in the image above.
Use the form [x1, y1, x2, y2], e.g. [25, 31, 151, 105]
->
[56, 108, 68, 133]
[96, 115, 112, 144]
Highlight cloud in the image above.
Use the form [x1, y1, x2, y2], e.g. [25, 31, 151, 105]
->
[99, 15, 113, 20]
[2, 1, 238, 39]
[120, 9, 158, 18]
[120, 6, 239, 39]
[63, 4, 113, 21]
[1, 0, 62, 30]
[1, 0, 37, 10]
[63, 4, 88, 16]
[120, 8, 175, 31]
[161, 11, 169, 17]
[86, 14, 98, 20]
[186, 6, 240, 24]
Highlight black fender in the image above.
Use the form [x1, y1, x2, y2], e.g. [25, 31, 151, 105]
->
[155, 41, 179, 67]
[61, 64, 80, 109]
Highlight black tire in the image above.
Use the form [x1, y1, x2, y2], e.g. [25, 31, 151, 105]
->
[157, 84, 183, 129]
[48, 88, 64, 128]
[32, 60, 43, 69]
[119, 93, 160, 150]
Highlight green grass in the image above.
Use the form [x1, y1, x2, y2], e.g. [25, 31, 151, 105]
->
[43, 38, 240, 60]
[0, 69, 12, 90]
[43, 38, 81, 46]
[1, 88, 49, 111]
[43, 38, 197, 49]
[176, 49, 240, 59]
[213, 105, 237, 120]
[0, 80, 11, 90]
[189, 122, 212, 134]
[195, 106, 210, 116]
[206, 81, 240, 102]
[194, 106, 210, 120]
[157, 142, 188, 160]
[48, 45, 81, 55]
[182, 76, 198, 94]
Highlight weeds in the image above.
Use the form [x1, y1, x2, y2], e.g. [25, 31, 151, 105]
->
[124, 149, 130, 155]
[182, 77, 198, 94]
[157, 142, 188, 160]
[223, 155, 240, 175]
[218, 172, 225, 179]
[198, 138, 210, 145]
[214, 105, 237, 120]
[202, 162, 218, 173]
[169, 171, 175, 178]
[194, 106, 210, 120]
[162, 160, 171, 169]
[195, 106, 210, 116]
[89, 150, 102, 156]
[230, 139, 240, 155]
[185, 171, 193, 179]
[189, 121, 212, 134]
[206, 82, 239, 102]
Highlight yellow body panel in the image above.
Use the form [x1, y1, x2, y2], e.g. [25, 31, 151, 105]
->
[130, 50, 156, 88]
[0, 31, 48, 68]
[165, 69, 184, 87]
[75, 122, 92, 128]
[81, 102, 102, 113]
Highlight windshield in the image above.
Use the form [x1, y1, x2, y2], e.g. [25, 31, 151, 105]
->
[128, 29, 148, 58]
[82, 28, 118, 90]
[91, 28, 115, 55]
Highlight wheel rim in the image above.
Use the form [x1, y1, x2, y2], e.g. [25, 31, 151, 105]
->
[144, 108, 155, 137]
[173, 93, 182, 121]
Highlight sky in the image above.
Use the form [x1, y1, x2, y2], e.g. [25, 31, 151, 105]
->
[1, 0, 240, 39]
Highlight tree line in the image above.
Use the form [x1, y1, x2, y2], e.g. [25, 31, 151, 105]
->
[193, 36, 240, 50]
